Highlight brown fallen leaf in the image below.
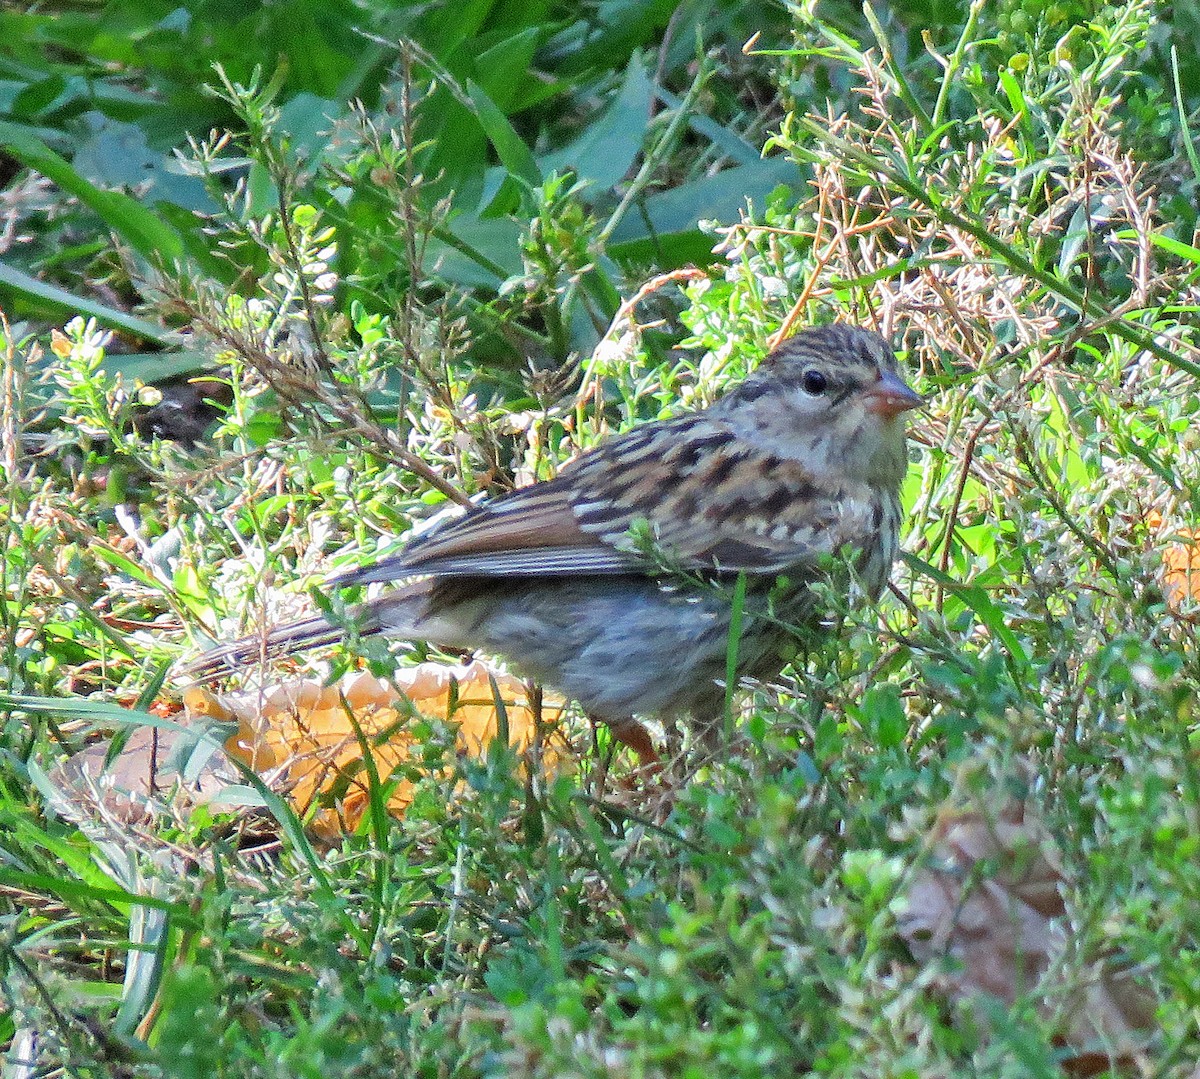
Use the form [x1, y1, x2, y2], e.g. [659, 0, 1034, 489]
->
[49, 722, 239, 828]
[897, 796, 1158, 1076]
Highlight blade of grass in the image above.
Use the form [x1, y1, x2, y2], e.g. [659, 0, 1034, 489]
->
[0, 260, 173, 345]
[1172, 46, 1200, 184]
[338, 687, 391, 946]
[723, 571, 747, 741]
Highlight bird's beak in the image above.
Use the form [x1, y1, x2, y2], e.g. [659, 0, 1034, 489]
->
[863, 370, 924, 418]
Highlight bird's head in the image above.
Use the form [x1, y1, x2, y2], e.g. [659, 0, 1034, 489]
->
[722, 324, 923, 489]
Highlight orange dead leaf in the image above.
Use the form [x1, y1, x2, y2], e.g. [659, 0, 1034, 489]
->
[193, 661, 568, 838]
[1147, 510, 1200, 605]
[49, 327, 72, 358]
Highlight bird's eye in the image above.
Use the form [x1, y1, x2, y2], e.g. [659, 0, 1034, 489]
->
[801, 369, 828, 396]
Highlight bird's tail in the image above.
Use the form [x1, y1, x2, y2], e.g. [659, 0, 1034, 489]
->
[181, 580, 434, 684]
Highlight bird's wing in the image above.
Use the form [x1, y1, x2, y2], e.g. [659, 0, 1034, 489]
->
[334, 472, 639, 583]
[335, 417, 879, 584]
[568, 418, 881, 576]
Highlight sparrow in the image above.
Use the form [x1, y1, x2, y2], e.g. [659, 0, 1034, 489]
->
[187, 324, 922, 760]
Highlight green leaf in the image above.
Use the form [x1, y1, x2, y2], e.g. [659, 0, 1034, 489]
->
[861, 684, 907, 749]
[541, 55, 653, 188]
[0, 125, 186, 265]
[467, 79, 541, 188]
[1120, 229, 1200, 264]
[609, 156, 798, 243]
[71, 113, 214, 213]
[902, 553, 1033, 683]
[473, 27, 542, 108]
[0, 259, 173, 343]
[656, 82, 761, 165]
[94, 351, 215, 381]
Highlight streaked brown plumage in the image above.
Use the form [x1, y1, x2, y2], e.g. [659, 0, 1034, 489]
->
[187, 324, 922, 759]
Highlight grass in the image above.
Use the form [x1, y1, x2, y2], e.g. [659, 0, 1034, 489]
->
[3, 0, 1200, 1074]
